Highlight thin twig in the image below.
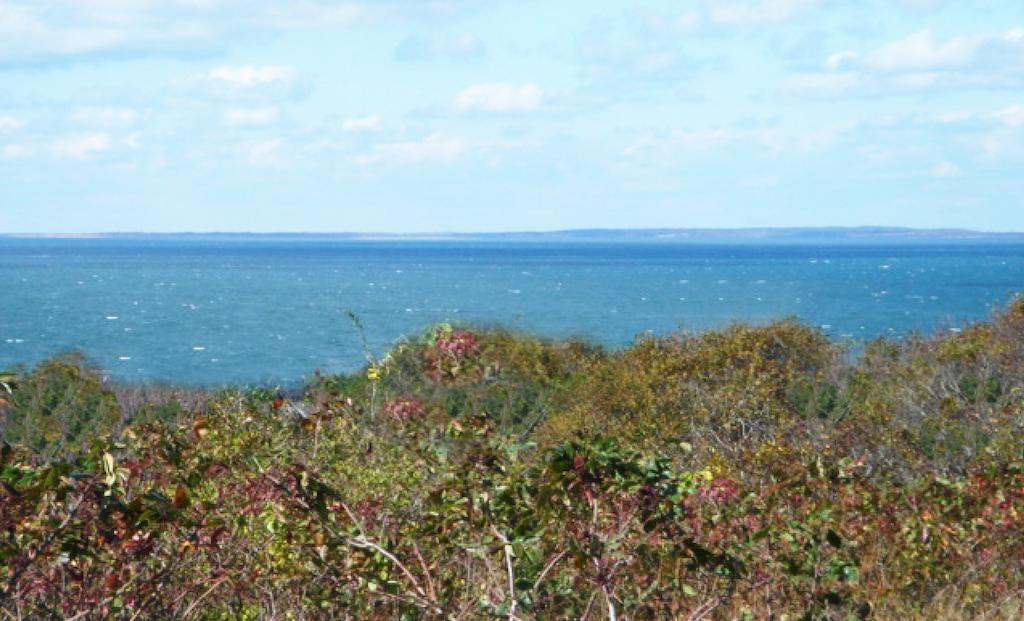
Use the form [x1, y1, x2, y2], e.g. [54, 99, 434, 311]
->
[411, 541, 437, 602]
[580, 591, 598, 621]
[603, 585, 617, 621]
[491, 526, 517, 620]
[532, 549, 568, 594]
[180, 576, 230, 619]
[683, 597, 720, 621]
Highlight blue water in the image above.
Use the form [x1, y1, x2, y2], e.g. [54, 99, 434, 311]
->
[2, 238, 1023, 385]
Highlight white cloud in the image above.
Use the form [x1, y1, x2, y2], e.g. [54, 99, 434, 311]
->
[73, 107, 138, 125]
[223, 106, 278, 126]
[359, 133, 467, 164]
[51, 132, 112, 158]
[2, 144, 29, 158]
[0, 1, 485, 64]
[623, 128, 734, 161]
[395, 33, 486, 62]
[794, 26, 1024, 97]
[207, 65, 296, 87]
[994, 105, 1024, 127]
[242, 138, 285, 166]
[674, 129, 732, 147]
[454, 83, 543, 113]
[676, 12, 701, 30]
[0, 0, 231, 64]
[122, 133, 142, 149]
[194, 64, 305, 101]
[896, 0, 945, 10]
[0, 116, 24, 132]
[785, 72, 863, 96]
[703, 0, 817, 25]
[890, 72, 940, 89]
[342, 115, 381, 131]
[934, 111, 974, 124]
[825, 51, 857, 70]
[864, 29, 984, 71]
[625, 123, 848, 164]
[932, 160, 962, 177]
[655, 12, 701, 32]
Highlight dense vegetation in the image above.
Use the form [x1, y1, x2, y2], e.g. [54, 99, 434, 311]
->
[3, 299, 1024, 620]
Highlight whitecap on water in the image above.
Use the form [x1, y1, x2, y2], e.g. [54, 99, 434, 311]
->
[106, 316, 119, 320]
[192, 346, 206, 351]
[119, 356, 132, 361]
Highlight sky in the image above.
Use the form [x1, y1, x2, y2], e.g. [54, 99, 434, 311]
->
[0, 0, 1023, 233]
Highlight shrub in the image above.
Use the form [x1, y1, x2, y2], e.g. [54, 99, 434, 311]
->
[3, 301, 1024, 619]
[0, 352, 121, 458]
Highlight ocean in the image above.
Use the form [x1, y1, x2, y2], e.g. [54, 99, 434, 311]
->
[2, 237, 1023, 385]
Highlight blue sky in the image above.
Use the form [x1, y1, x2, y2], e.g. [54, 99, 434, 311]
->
[1, 0, 1022, 233]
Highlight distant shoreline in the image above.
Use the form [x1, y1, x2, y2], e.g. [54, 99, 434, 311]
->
[4, 226, 1024, 243]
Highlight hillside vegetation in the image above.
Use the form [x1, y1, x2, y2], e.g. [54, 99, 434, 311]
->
[3, 299, 1024, 620]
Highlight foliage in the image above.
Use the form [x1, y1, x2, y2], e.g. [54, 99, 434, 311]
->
[3, 300, 1024, 619]
[0, 353, 121, 459]
[0, 354, 203, 460]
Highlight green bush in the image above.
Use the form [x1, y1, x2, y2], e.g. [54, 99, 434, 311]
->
[1, 352, 121, 458]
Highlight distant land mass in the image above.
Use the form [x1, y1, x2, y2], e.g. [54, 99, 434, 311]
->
[4, 227, 1024, 243]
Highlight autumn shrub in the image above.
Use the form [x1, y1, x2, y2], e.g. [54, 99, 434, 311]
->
[4, 301, 1024, 620]
[538, 320, 841, 470]
[0, 352, 121, 459]
[0, 354, 211, 461]
[835, 300, 1024, 478]
[367, 325, 601, 435]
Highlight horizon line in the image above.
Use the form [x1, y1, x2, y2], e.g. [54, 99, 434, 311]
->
[3, 225, 1024, 238]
